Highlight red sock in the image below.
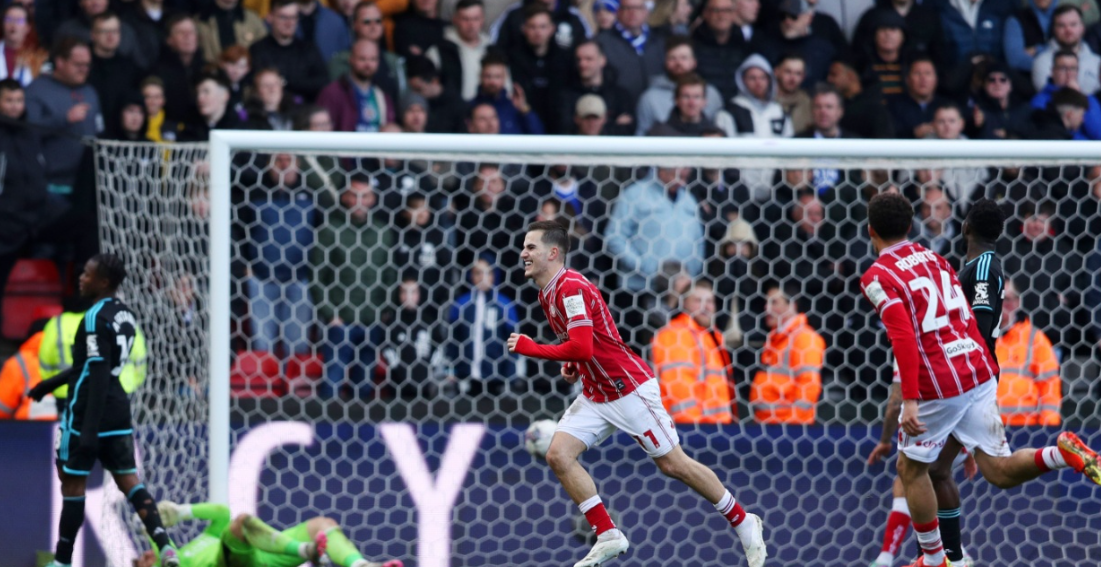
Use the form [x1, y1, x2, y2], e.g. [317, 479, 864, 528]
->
[716, 491, 746, 528]
[1035, 448, 1052, 473]
[582, 502, 616, 536]
[882, 511, 911, 555]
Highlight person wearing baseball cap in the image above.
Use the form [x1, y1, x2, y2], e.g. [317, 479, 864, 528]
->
[573, 93, 608, 135]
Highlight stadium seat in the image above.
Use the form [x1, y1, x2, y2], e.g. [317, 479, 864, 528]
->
[230, 350, 286, 397]
[2, 259, 62, 341]
[286, 353, 324, 397]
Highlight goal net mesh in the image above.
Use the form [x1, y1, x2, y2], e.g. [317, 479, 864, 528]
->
[94, 139, 1101, 567]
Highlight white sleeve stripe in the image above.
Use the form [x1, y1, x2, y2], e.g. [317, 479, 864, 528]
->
[567, 320, 593, 329]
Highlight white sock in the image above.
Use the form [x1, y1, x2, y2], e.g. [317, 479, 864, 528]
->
[732, 513, 757, 540]
[578, 495, 602, 514]
[875, 550, 894, 564]
[915, 523, 945, 566]
[350, 560, 369, 567]
[1042, 446, 1069, 470]
[891, 496, 909, 515]
[714, 490, 735, 513]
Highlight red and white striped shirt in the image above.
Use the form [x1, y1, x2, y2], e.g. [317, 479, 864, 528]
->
[861, 241, 997, 400]
[537, 267, 652, 402]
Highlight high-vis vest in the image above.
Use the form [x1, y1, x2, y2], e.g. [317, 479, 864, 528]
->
[995, 319, 1061, 426]
[0, 332, 58, 420]
[651, 313, 734, 424]
[750, 314, 825, 424]
[39, 311, 148, 398]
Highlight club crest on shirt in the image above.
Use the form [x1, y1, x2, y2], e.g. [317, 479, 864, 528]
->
[87, 335, 100, 357]
[974, 282, 990, 305]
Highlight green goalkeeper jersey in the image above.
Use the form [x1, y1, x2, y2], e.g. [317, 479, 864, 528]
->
[178, 532, 226, 567]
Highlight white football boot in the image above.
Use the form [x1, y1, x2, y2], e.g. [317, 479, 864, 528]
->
[738, 513, 768, 567]
[573, 528, 629, 567]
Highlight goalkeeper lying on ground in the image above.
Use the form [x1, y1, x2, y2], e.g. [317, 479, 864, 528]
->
[134, 501, 403, 567]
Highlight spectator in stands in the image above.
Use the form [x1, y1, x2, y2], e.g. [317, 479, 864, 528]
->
[120, 0, 171, 69]
[607, 161, 703, 293]
[972, 61, 1033, 139]
[1004, 0, 1058, 77]
[651, 279, 735, 424]
[0, 323, 57, 420]
[182, 71, 247, 140]
[572, 93, 609, 135]
[887, 56, 949, 138]
[634, 37, 723, 136]
[595, 0, 666, 105]
[393, 192, 453, 306]
[750, 280, 824, 424]
[1032, 5, 1100, 94]
[313, 173, 395, 398]
[328, 1, 401, 103]
[716, 54, 791, 199]
[405, 56, 467, 133]
[241, 152, 316, 359]
[1004, 200, 1087, 350]
[25, 38, 102, 197]
[140, 76, 183, 142]
[246, 68, 295, 130]
[935, 0, 1013, 69]
[393, 0, 444, 58]
[1031, 86, 1092, 139]
[914, 104, 988, 208]
[0, 4, 46, 86]
[558, 40, 634, 135]
[491, 0, 589, 55]
[112, 95, 150, 141]
[692, 0, 750, 101]
[249, 0, 328, 102]
[425, 0, 493, 101]
[509, 5, 574, 133]
[775, 53, 811, 134]
[153, 14, 205, 123]
[853, 0, 947, 72]
[446, 254, 521, 396]
[296, 0, 351, 63]
[470, 51, 544, 134]
[1030, 49, 1101, 139]
[797, 83, 853, 144]
[827, 58, 895, 138]
[398, 91, 428, 132]
[856, 8, 908, 101]
[756, 0, 843, 89]
[218, 45, 250, 112]
[317, 39, 395, 132]
[663, 74, 719, 136]
[913, 184, 957, 257]
[374, 277, 445, 399]
[55, 0, 149, 70]
[466, 102, 500, 134]
[994, 279, 1063, 426]
[196, 0, 267, 63]
[730, 0, 760, 42]
[89, 12, 140, 134]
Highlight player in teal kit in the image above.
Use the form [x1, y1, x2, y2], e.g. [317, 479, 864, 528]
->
[133, 501, 403, 567]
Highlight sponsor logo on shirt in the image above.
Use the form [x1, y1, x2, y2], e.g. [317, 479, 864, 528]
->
[87, 335, 100, 357]
[974, 282, 990, 305]
[943, 338, 979, 358]
[564, 294, 586, 318]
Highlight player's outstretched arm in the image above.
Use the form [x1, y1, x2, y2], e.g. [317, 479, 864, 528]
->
[27, 366, 78, 401]
[507, 325, 594, 362]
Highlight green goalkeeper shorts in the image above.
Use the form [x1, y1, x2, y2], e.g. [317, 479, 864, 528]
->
[220, 522, 312, 567]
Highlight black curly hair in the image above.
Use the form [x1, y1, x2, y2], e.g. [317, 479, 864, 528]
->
[868, 192, 914, 241]
[965, 198, 1006, 244]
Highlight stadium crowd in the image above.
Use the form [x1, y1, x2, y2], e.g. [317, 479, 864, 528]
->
[2, 0, 1101, 422]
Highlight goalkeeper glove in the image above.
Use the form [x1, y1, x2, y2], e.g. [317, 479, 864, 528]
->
[157, 501, 187, 527]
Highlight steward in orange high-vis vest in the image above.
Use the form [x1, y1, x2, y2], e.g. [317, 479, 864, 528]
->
[0, 331, 58, 420]
[996, 281, 1061, 426]
[750, 284, 824, 424]
[651, 282, 734, 424]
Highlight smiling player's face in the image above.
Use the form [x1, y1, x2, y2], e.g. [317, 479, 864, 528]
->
[521, 230, 551, 280]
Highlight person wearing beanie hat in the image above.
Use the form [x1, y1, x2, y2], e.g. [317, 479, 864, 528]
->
[399, 91, 430, 132]
[852, 0, 947, 74]
[855, 8, 908, 100]
[1031, 85, 1092, 139]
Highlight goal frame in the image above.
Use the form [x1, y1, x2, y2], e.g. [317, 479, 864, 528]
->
[206, 131, 1101, 503]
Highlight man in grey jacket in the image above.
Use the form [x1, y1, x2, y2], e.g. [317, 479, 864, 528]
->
[1032, 5, 1100, 93]
[25, 37, 103, 197]
[595, 0, 665, 105]
[634, 36, 724, 135]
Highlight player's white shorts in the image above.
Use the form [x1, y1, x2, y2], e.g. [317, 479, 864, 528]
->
[899, 379, 1012, 463]
[556, 380, 680, 459]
